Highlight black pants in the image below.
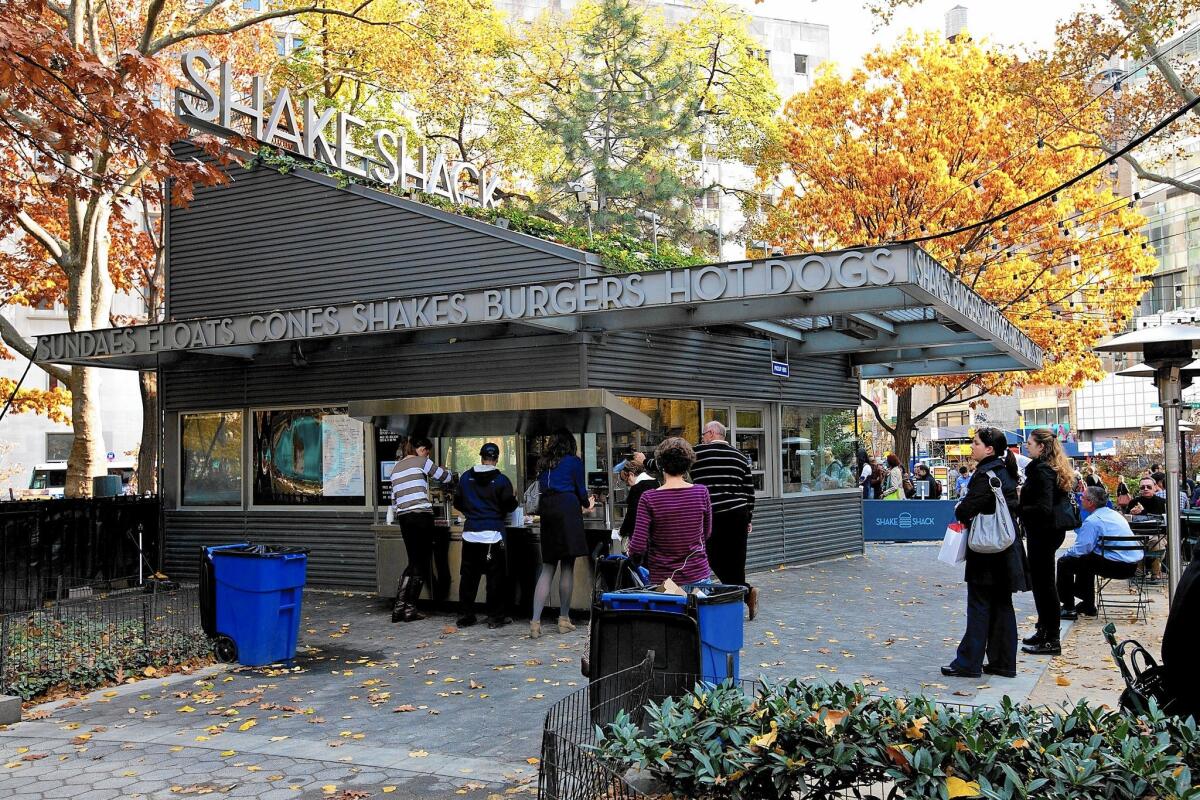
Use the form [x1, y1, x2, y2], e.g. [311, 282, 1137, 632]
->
[1057, 553, 1137, 611]
[951, 582, 1017, 673]
[1026, 529, 1066, 635]
[431, 524, 451, 601]
[707, 507, 752, 601]
[399, 512, 435, 586]
[459, 539, 508, 619]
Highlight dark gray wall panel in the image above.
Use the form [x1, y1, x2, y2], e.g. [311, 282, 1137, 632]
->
[746, 494, 862, 573]
[586, 330, 858, 407]
[167, 144, 585, 320]
[165, 510, 376, 589]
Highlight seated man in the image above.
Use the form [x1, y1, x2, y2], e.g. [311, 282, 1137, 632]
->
[1058, 486, 1143, 619]
[1126, 476, 1167, 516]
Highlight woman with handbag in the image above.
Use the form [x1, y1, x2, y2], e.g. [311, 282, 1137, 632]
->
[1018, 428, 1077, 656]
[942, 427, 1031, 679]
[883, 454, 905, 500]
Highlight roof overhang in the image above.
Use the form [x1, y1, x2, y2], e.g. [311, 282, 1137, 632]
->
[346, 389, 651, 436]
[33, 244, 1042, 378]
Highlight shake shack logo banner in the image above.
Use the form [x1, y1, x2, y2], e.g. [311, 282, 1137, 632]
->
[176, 49, 501, 207]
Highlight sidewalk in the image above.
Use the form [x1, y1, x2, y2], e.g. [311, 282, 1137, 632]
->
[0, 544, 1096, 799]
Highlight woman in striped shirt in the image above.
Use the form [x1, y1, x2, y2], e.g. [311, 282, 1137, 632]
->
[628, 438, 713, 585]
[389, 437, 453, 623]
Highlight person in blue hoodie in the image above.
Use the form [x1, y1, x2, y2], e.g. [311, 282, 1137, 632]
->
[453, 442, 519, 629]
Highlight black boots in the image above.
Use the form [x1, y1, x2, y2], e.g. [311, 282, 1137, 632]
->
[391, 574, 426, 623]
[1021, 625, 1060, 655]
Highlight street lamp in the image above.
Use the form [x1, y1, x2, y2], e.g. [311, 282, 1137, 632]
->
[634, 209, 661, 255]
[566, 181, 598, 239]
[1097, 324, 1200, 605]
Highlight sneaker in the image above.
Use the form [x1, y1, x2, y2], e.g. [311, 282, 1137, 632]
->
[983, 664, 1017, 677]
[1021, 641, 1061, 656]
[487, 616, 513, 629]
[1060, 607, 1078, 620]
[456, 614, 478, 628]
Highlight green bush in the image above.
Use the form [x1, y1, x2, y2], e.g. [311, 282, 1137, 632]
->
[595, 679, 1200, 800]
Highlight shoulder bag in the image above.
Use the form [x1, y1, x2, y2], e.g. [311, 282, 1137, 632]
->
[968, 474, 1018, 554]
[1052, 488, 1083, 531]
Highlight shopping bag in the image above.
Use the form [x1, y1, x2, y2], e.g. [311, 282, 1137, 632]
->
[938, 521, 968, 566]
[967, 475, 1018, 553]
[881, 488, 902, 501]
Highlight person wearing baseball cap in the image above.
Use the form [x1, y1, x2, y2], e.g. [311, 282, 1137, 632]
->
[452, 442, 519, 628]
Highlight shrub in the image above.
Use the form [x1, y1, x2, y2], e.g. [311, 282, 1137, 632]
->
[595, 679, 1200, 800]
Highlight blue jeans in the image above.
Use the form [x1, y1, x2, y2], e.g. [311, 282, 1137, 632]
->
[951, 582, 1017, 673]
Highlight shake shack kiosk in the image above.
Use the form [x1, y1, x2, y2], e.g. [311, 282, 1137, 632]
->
[35, 51, 1042, 607]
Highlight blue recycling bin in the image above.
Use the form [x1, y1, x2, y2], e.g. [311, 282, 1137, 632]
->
[203, 544, 308, 666]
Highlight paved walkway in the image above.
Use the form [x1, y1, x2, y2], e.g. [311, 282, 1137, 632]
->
[0, 544, 1069, 799]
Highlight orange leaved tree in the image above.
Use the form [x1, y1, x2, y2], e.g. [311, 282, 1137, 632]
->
[0, 0, 378, 496]
[759, 34, 1157, 464]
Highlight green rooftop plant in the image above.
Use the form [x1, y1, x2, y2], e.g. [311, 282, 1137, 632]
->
[595, 678, 1200, 800]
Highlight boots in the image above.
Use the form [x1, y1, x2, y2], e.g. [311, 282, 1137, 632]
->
[1022, 627, 1046, 647]
[391, 575, 427, 623]
[1022, 625, 1060, 655]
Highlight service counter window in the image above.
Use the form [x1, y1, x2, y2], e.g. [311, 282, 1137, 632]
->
[252, 407, 365, 506]
[704, 403, 768, 494]
[181, 411, 243, 506]
[780, 406, 857, 494]
[444, 436, 520, 479]
[616, 397, 701, 452]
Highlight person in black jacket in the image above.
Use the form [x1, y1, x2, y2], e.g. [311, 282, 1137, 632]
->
[453, 443, 519, 629]
[617, 461, 658, 541]
[942, 427, 1031, 679]
[913, 463, 941, 499]
[1018, 428, 1077, 656]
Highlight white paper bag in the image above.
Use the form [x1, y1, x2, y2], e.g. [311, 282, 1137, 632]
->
[938, 521, 968, 566]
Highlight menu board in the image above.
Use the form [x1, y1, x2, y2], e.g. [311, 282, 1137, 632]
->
[320, 414, 366, 497]
[375, 428, 402, 506]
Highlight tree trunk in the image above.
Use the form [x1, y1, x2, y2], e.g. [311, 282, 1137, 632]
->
[137, 369, 158, 495]
[65, 364, 106, 497]
[893, 387, 914, 469]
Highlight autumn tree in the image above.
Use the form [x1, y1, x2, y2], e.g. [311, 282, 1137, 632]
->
[0, 0, 382, 496]
[758, 34, 1157, 464]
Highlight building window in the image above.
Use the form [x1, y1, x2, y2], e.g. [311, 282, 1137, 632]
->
[794, 53, 808, 75]
[937, 410, 969, 427]
[252, 407, 365, 506]
[45, 432, 73, 462]
[181, 411, 243, 507]
[694, 189, 720, 211]
[616, 397, 701, 451]
[780, 406, 857, 494]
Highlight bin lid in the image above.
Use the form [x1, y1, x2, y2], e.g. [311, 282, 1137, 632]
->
[210, 544, 309, 558]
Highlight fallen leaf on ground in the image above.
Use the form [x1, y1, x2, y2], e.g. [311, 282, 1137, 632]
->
[409, 750, 429, 758]
[1055, 675, 1071, 686]
[393, 705, 417, 713]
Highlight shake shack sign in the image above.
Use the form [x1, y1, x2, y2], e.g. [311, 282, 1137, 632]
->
[33, 247, 1043, 371]
[176, 49, 501, 207]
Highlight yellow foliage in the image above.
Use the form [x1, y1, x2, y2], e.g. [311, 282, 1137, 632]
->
[760, 33, 1156, 398]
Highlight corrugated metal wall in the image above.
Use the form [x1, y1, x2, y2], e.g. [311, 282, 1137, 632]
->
[746, 495, 863, 572]
[166, 144, 587, 320]
[586, 330, 858, 407]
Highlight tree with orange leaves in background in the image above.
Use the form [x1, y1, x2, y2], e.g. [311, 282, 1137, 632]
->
[757, 33, 1158, 465]
[0, 0, 382, 496]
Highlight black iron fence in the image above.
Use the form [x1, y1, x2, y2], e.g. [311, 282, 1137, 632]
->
[0, 583, 208, 700]
[0, 497, 161, 613]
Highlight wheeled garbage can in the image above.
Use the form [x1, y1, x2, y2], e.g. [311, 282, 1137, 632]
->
[199, 544, 308, 666]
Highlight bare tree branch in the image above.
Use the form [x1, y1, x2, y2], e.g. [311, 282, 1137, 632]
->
[860, 393, 896, 438]
[0, 314, 72, 384]
[1118, 149, 1200, 195]
[14, 210, 69, 269]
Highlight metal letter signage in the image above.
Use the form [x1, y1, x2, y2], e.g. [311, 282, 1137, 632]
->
[175, 49, 500, 208]
[33, 246, 1043, 371]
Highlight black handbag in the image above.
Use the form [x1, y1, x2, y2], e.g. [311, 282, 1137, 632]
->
[1053, 489, 1083, 531]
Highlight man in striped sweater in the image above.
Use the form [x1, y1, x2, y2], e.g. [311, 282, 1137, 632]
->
[634, 421, 759, 619]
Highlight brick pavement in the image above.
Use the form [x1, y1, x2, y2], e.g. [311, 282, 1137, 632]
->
[0, 544, 1057, 799]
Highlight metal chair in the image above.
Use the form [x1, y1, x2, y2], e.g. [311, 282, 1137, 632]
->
[1096, 533, 1152, 623]
[1129, 517, 1168, 587]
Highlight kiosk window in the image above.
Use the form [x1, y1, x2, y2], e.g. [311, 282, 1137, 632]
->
[252, 407, 365, 506]
[616, 396, 700, 449]
[780, 406, 857, 494]
[181, 411, 243, 506]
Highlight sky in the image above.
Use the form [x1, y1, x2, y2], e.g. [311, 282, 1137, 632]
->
[736, 0, 1096, 71]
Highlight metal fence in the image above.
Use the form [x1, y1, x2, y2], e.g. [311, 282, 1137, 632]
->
[0, 583, 209, 700]
[0, 497, 161, 613]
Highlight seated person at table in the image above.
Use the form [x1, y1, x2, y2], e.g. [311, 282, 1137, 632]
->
[1057, 486, 1143, 619]
[1125, 476, 1167, 516]
[913, 463, 942, 499]
[627, 437, 713, 585]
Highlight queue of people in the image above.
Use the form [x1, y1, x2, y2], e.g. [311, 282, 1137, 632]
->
[386, 420, 762, 637]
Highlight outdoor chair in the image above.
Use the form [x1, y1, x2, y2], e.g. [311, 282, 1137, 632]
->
[1096, 533, 1153, 623]
[1128, 518, 1168, 587]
